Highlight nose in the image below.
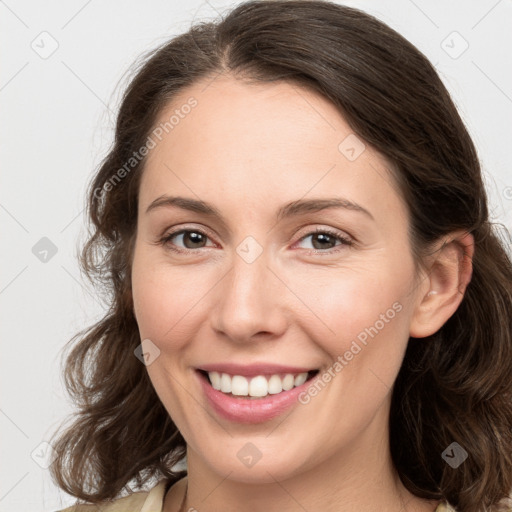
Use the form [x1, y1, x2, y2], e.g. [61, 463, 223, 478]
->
[209, 247, 289, 344]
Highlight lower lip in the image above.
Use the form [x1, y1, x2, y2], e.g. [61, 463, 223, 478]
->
[197, 371, 316, 424]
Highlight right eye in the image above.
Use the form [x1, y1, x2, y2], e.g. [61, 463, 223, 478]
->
[160, 228, 216, 253]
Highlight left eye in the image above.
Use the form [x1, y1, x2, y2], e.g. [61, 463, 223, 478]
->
[295, 229, 352, 251]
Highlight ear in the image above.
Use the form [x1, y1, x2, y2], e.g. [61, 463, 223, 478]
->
[409, 231, 474, 338]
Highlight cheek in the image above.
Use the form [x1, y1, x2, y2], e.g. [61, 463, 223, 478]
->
[131, 247, 203, 426]
[131, 246, 197, 343]
[295, 263, 412, 347]
[289, 264, 416, 396]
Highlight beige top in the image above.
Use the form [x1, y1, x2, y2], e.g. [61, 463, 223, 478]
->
[57, 479, 458, 511]
[56, 480, 171, 512]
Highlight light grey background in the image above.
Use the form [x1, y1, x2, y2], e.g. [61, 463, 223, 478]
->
[1, 1, 511, 510]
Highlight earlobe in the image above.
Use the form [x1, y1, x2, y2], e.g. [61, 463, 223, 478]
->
[409, 232, 474, 338]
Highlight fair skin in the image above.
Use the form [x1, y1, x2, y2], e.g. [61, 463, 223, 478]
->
[131, 76, 473, 512]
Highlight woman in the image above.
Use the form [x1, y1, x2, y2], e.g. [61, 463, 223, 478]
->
[51, 1, 512, 511]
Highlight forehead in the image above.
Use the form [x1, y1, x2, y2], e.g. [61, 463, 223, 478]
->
[149, 76, 353, 161]
[139, 76, 405, 222]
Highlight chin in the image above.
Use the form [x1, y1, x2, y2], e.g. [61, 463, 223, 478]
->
[197, 440, 313, 484]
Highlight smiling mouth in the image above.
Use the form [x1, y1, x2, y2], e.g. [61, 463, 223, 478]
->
[198, 369, 320, 399]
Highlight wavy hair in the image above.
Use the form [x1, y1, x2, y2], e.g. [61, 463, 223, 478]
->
[49, 1, 512, 510]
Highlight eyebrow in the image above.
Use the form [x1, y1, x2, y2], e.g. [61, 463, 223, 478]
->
[145, 195, 374, 221]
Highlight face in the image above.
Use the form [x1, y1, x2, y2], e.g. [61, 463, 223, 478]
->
[131, 76, 424, 483]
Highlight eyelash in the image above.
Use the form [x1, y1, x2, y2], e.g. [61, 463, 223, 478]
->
[158, 226, 353, 255]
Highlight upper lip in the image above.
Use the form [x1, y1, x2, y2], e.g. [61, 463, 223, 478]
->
[196, 362, 316, 377]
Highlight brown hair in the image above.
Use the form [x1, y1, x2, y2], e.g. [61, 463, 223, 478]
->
[49, 1, 512, 510]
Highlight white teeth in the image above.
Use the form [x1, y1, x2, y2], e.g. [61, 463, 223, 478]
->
[220, 373, 232, 393]
[231, 375, 249, 396]
[267, 374, 283, 394]
[249, 375, 268, 397]
[209, 371, 221, 390]
[282, 374, 295, 391]
[294, 372, 308, 386]
[206, 371, 310, 398]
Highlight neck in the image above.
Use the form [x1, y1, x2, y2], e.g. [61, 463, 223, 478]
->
[176, 458, 438, 512]
[171, 410, 440, 512]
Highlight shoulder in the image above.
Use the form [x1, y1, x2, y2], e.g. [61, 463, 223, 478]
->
[435, 503, 457, 512]
[55, 479, 169, 512]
